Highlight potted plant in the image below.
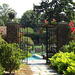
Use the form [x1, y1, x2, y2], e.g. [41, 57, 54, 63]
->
[31, 44, 35, 54]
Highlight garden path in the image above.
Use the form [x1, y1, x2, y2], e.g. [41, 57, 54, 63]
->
[26, 59, 61, 75]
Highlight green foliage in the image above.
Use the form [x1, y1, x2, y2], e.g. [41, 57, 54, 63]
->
[32, 44, 34, 51]
[0, 19, 5, 26]
[35, 0, 75, 23]
[73, 19, 75, 25]
[19, 10, 44, 30]
[41, 43, 44, 52]
[0, 64, 4, 75]
[20, 51, 32, 60]
[60, 40, 75, 53]
[20, 27, 34, 34]
[49, 52, 75, 74]
[0, 43, 22, 74]
[21, 36, 34, 45]
[0, 35, 6, 45]
[0, 4, 16, 24]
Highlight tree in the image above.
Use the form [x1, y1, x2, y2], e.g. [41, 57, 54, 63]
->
[0, 19, 5, 26]
[0, 43, 22, 75]
[19, 10, 44, 31]
[0, 4, 16, 24]
[34, 0, 75, 23]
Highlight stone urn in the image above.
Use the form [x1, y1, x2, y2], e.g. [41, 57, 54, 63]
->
[8, 12, 16, 21]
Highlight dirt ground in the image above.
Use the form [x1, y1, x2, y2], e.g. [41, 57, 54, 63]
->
[15, 64, 33, 75]
[4, 64, 33, 75]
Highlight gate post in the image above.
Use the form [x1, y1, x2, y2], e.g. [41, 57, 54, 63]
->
[57, 21, 69, 51]
[6, 12, 19, 43]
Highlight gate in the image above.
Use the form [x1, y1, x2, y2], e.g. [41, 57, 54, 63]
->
[18, 27, 29, 64]
[46, 27, 57, 63]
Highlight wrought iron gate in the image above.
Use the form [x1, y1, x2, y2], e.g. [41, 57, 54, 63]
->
[18, 27, 28, 64]
[46, 27, 57, 63]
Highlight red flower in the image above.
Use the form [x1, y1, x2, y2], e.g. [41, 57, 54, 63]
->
[44, 19, 47, 23]
[20, 25, 22, 27]
[39, 29, 42, 34]
[19, 39, 21, 42]
[70, 22, 74, 27]
[68, 24, 70, 26]
[71, 27, 74, 32]
[5, 35, 7, 37]
[23, 32, 25, 34]
[20, 35, 22, 38]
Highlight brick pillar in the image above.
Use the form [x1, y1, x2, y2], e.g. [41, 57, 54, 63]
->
[57, 21, 69, 51]
[6, 21, 19, 43]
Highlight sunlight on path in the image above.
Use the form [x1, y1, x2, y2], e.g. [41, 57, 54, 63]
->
[27, 60, 61, 75]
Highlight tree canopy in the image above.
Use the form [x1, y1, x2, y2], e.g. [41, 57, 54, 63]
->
[34, 0, 75, 23]
[0, 3, 17, 25]
[0, 19, 4, 26]
[19, 10, 45, 31]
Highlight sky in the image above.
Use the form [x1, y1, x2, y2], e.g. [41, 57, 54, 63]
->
[0, 0, 75, 18]
[0, 0, 41, 18]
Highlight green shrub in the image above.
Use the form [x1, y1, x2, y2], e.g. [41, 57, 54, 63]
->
[49, 52, 75, 74]
[60, 40, 75, 53]
[21, 36, 34, 45]
[20, 51, 32, 60]
[0, 43, 22, 74]
[20, 27, 34, 34]
[0, 35, 6, 45]
[0, 64, 4, 75]
[32, 44, 34, 51]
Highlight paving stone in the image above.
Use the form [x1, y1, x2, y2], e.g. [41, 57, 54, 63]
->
[26, 59, 61, 75]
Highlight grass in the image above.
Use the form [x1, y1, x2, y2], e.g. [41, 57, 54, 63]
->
[36, 53, 41, 56]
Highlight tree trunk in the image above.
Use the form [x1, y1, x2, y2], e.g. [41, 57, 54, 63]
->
[9, 71, 12, 75]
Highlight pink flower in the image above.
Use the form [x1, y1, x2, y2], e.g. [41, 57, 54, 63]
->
[18, 32, 20, 34]
[53, 19, 56, 21]
[44, 19, 47, 23]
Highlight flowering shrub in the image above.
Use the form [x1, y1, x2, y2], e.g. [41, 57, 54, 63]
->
[51, 19, 57, 25]
[68, 20, 75, 40]
[39, 19, 57, 34]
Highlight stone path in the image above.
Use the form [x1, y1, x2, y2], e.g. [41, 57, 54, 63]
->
[27, 59, 61, 75]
